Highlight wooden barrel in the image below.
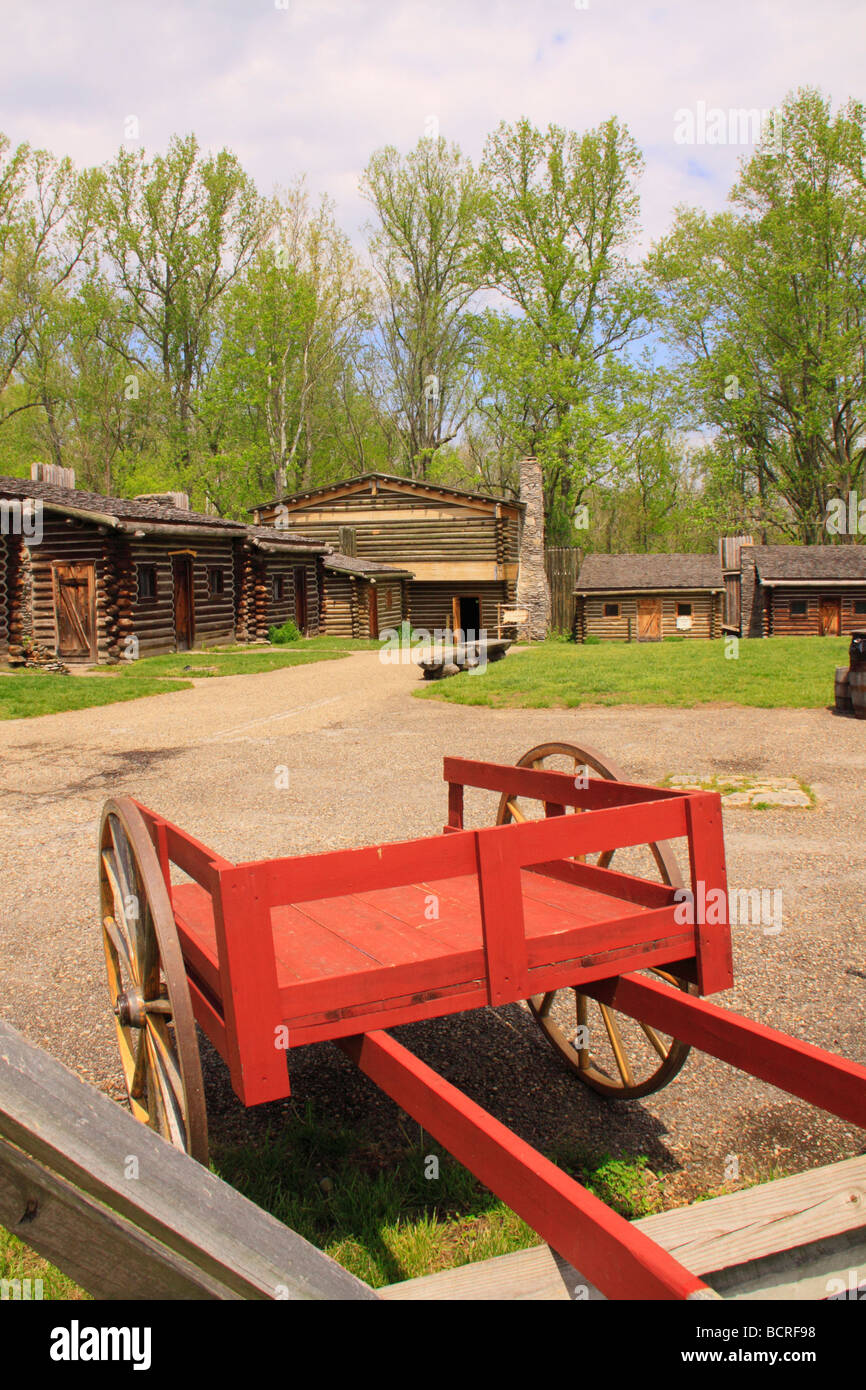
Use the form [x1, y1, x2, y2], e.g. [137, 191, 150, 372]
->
[835, 666, 852, 713]
[849, 668, 866, 720]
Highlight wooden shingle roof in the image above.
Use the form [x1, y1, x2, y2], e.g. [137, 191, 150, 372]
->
[750, 544, 866, 582]
[0, 475, 244, 532]
[323, 552, 413, 579]
[576, 552, 724, 593]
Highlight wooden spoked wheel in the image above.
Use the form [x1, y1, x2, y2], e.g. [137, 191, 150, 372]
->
[99, 797, 209, 1163]
[498, 741, 696, 1100]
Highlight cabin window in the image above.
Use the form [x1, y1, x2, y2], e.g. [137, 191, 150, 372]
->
[137, 565, 157, 601]
[207, 568, 225, 597]
[676, 602, 692, 617]
[603, 603, 620, 618]
[273, 573, 285, 601]
[855, 600, 866, 615]
[790, 600, 807, 616]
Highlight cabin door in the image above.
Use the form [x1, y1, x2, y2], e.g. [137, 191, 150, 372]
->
[53, 563, 96, 659]
[294, 567, 308, 633]
[452, 595, 481, 638]
[819, 596, 840, 636]
[172, 557, 195, 652]
[637, 598, 662, 641]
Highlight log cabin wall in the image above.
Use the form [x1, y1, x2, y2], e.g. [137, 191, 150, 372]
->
[320, 571, 356, 637]
[28, 514, 110, 661]
[576, 590, 722, 641]
[188, 537, 236, 648]
[254, 479, 521, 594]
[407, 581, 509, 635]
[6, 537, 32, 664]
[127, 539, 180, 655]
[766, 586, 866, 637]
[0, 531, 8, 660]
[375, 580, 403, 633]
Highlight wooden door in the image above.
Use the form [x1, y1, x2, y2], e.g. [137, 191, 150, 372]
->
[53, 563, 96, 658]
[637, 598, 662, 641]
[367, 584, 379, 640]
[294, 567, 308, 633]
[172, 557, 195, 652]
[820, 596, 840, 636]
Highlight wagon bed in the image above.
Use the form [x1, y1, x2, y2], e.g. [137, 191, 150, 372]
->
[98, 742, 866, 1302]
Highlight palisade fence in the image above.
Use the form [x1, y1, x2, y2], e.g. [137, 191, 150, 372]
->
[544, 548, 581, 634]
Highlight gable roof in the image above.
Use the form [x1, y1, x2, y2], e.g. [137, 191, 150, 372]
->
[749, 544, 866, 582]
[251, 472, 522, 516]
[576, 552, 724, 592]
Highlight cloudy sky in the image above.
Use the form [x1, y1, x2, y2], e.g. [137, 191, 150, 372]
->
[3, 0, 865, 246]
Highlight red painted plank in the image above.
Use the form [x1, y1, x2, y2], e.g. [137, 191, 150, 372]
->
[476, 831, 528, 1004]
[212, 864, 289, 1106]
[443, 757, 686, 810]
[287, 934, 697, 1045]
[527, 857, 678, 909]
[682, 793, 733, 994]
[339, 1030, 710, 1300]
[584, 974, 866, 1130]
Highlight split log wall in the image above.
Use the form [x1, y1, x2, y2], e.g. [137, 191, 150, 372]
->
[576, 591, 723, 641]
[766, 588, 866, 637]
[407, 581, 512, 635]
[0, 532, 7, 659]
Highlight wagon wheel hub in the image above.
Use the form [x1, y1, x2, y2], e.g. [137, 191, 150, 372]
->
[114, 987, 146, 1029]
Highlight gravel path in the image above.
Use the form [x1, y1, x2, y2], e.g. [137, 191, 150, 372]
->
[0, 651, 863, 1203]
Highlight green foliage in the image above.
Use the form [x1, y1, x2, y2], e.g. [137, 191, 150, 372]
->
[583, 633, 602, 645]
[268, 620, 302, 644]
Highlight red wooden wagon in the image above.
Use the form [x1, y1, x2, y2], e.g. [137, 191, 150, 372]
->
[98, 742, 866, 1300]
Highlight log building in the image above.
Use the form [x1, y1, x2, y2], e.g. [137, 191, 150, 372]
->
[251, 473, 521, 637]
[738, 544, 866, 637]
[574, 553, 725, 641]
[0, 475, 325, 663]
[320, 553, 412, 639]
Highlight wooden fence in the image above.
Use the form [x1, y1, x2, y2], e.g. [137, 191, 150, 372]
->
[544, 548, 580, 634]
[0, 1018, 377, 1300]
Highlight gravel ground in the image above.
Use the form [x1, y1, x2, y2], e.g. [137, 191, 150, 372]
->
[0, 651, 863, 1204]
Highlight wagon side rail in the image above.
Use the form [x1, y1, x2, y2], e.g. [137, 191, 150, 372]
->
[132, 801, 289, 1109]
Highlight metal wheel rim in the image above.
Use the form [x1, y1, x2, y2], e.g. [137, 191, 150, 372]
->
[498, 741, 695, 1100]
[99, 797, 209, 1163]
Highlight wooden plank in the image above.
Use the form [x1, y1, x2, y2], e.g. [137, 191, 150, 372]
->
[682, 791, 734, 992]
[475, 833, 528, 1004]
[443, 756, 685, 808]
[381, 1156, 866, 1301]
[338, 1030, 714, 1301]
[583, 973, 866, 1129]
[0, 1019, 377, 1301]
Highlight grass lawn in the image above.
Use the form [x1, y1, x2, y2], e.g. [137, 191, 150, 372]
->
[416, 635, 851, 709]
[93, 646, 348, 680]
[0, 1110, 662, 1297]
[0, 670, 191, 719]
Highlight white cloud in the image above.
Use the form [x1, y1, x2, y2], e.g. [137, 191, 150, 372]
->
[1, 0, 864, 247]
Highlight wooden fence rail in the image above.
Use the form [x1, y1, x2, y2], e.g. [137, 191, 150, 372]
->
[0, 1018, 378, 1301]
[544, 548, 580, 634]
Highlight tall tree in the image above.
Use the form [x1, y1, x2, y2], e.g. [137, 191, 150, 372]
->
[476, 116, 649, 540]
[99, 134, 267, 491]
[650, 88, 866, 542]
[361, 135, 482, 477]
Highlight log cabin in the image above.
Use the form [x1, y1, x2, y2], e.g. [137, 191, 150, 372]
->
[739, 544, 866, 637]
[250, 473, 522, 638]
[0, 475, 249, 663]
[237, 528, 328, 640]
[319, 553, 412, 639]
[0, 529, 8, 663]
[574, 553, 725, 641]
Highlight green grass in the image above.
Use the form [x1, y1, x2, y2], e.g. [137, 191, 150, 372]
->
[416, 635, 851, 709]
[0, 1226, 88, 1301]
[211, 1109, 662, 1289]
[0, 670, 191, 719]
[94, 647, 347, 680]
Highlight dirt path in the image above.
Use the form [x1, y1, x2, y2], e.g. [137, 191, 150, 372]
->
[0, 651, 863, 1203]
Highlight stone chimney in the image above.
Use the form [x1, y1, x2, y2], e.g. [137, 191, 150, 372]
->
[515, 456, 550, 640]
[134, 492, 190, 511]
